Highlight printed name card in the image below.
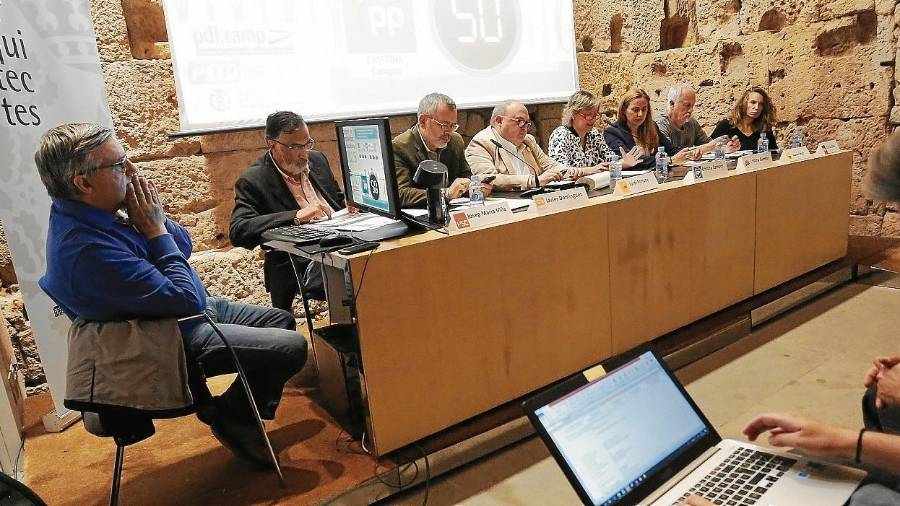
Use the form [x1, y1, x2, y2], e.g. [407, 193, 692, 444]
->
[532, 187, 589, 215]
[816, 140, 841, 155]
[612, 172, 659, 196]
[447, 200, 513, 234]
[735, 151, 773, 173]
[780, 146, 812, 162]
[682, 159, 728, 185]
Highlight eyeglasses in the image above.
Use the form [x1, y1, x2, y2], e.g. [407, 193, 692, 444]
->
[578, 111, 599, 121]
[270, 138, 316, 151]
[427, 116, 460, 132]
[90, 156, 129, 175]
[500, 116, 534, 129]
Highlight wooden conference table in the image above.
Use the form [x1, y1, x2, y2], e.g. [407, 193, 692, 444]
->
[285, 151, 851, 456]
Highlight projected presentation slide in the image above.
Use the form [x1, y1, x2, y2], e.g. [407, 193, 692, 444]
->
[162, 0, 578, 132]
[342, 125, 391, 213]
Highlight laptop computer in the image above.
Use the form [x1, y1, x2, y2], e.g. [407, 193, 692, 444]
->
[523, 345, 865, 506]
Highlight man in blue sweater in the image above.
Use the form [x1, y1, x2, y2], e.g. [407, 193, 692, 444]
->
[35, 123, 306, 467]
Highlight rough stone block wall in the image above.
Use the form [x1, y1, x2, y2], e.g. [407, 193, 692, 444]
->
[0, 0, 897, 392]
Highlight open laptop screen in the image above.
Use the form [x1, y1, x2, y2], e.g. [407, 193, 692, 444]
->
[533, 351, 709, 506]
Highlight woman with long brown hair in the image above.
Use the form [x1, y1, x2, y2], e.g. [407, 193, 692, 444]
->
[711, 86, 779, 152]
[604, 88, 689, 170]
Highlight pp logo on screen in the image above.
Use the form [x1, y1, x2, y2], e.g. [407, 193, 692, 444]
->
[367, 170, 381, 200]
[344, 0, 416, 53]
[432, 0, 521, 73]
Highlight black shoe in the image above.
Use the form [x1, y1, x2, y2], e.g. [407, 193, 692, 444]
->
[210, 416, 274, 469]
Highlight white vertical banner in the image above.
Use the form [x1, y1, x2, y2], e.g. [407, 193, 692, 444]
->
[0, 0, 113, 416]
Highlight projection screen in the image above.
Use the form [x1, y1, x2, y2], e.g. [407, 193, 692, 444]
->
[162, 0, 578, 134]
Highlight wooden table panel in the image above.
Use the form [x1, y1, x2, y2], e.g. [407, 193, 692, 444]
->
[754, 152, 852, 293]
[606, 173, 756, 353]
[352, 204, 613, 454]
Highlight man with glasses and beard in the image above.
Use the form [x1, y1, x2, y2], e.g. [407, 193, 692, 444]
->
[465, 99, 567, 191]
[230, 111, 344, 311]
[392, 92, 491, 207]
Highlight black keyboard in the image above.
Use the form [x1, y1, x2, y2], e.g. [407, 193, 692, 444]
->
[673, 448, 796, 506]
[261, 224, 334, 245]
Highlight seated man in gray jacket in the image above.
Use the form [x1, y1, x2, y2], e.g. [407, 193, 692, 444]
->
[36, 123, 305, 468]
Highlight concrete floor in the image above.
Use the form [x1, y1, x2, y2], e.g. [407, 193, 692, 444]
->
[384, 277, 900, 505]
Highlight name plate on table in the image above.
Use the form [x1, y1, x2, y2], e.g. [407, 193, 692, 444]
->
[683, 159, 727, 185]
[780, 146, 812, 162]
[613, 172, 659, 196]
[735, 151, 773, 173]
[532, 187, 589, 215]
[448, 200, 513, 234]
[816, 140, 841, 155]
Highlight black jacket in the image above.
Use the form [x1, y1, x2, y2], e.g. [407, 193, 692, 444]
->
[229, 151, 344, 293]
[603, 120, 677, 170]
[710, 119, 778, 152]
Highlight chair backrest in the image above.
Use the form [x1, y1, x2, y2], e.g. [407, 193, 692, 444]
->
[0, 470, 48, 506]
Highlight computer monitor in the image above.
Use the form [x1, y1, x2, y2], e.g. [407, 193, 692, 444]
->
[335, 117, 402, 220]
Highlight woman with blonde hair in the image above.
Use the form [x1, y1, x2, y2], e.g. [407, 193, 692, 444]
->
[604, 88, 689, 170]
[548, 90, 639, 176]
[711, 86, 779, 152]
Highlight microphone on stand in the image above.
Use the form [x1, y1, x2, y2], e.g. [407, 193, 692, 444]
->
[490, 139, 549, 198]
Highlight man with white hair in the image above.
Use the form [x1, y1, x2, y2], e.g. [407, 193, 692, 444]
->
[656, 84, 740, 158]
[393, 92, 492, 207]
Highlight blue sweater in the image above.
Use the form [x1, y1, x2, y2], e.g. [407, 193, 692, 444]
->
[40, 199, 207, 330]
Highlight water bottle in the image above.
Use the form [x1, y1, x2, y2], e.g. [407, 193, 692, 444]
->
[469, 174, 484, 205]
[609, 154, 622, 187]
[655, 147, 669, 182]
[790, 127, 805, 149]
[757, 135, 769, 154]
[714, 140, 725, 159]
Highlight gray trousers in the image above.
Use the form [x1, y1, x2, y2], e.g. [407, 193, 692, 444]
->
[182, 297, 307, 422]
[851, 387, 900, 505]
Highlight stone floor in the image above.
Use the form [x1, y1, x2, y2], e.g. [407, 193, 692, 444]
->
[384, 276, 900, 505]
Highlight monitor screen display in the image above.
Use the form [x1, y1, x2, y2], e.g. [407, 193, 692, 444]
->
[336, 118, 401, 220]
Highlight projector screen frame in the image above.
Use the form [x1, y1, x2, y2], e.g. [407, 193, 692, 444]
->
[166, 96, 570, 139]
[163, 0, 580, 139]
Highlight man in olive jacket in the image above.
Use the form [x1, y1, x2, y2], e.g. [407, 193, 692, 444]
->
[230, 111, 344, 311]
[393, 93, 492, 208]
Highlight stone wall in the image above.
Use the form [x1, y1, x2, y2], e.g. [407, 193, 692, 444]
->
[0, 0, 897, 392]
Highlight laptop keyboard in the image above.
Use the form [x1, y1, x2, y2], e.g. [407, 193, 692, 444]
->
[673, 448, 796, 506]
[262, 224, 334, 245]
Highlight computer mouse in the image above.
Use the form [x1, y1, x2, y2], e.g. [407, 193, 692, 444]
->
[319, 235, 354, 248]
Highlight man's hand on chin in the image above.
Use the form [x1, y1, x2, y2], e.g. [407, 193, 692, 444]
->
[126, 175, 168, 239]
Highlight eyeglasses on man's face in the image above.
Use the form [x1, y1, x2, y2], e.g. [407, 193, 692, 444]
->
[92, 156, 129, 175]
[270, 138, 316, 151]
[427, 116, 460, 132]
[500, 116, 534, 129]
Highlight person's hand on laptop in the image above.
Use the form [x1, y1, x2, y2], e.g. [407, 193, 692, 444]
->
[680, 495, 714, 506]
[742, 413, 856, 459]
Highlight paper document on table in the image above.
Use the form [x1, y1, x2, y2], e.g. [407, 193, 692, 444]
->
[451, 197, 530, 212]
[312, 210, 399, 231]
[701, 150, 752, 160]
[575, 172, 610, 190]
[576, 170, 644, 190]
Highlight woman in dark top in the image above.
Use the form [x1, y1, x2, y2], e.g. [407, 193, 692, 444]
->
[604, 88, 690, 170]
[711, 86, 778, 152]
